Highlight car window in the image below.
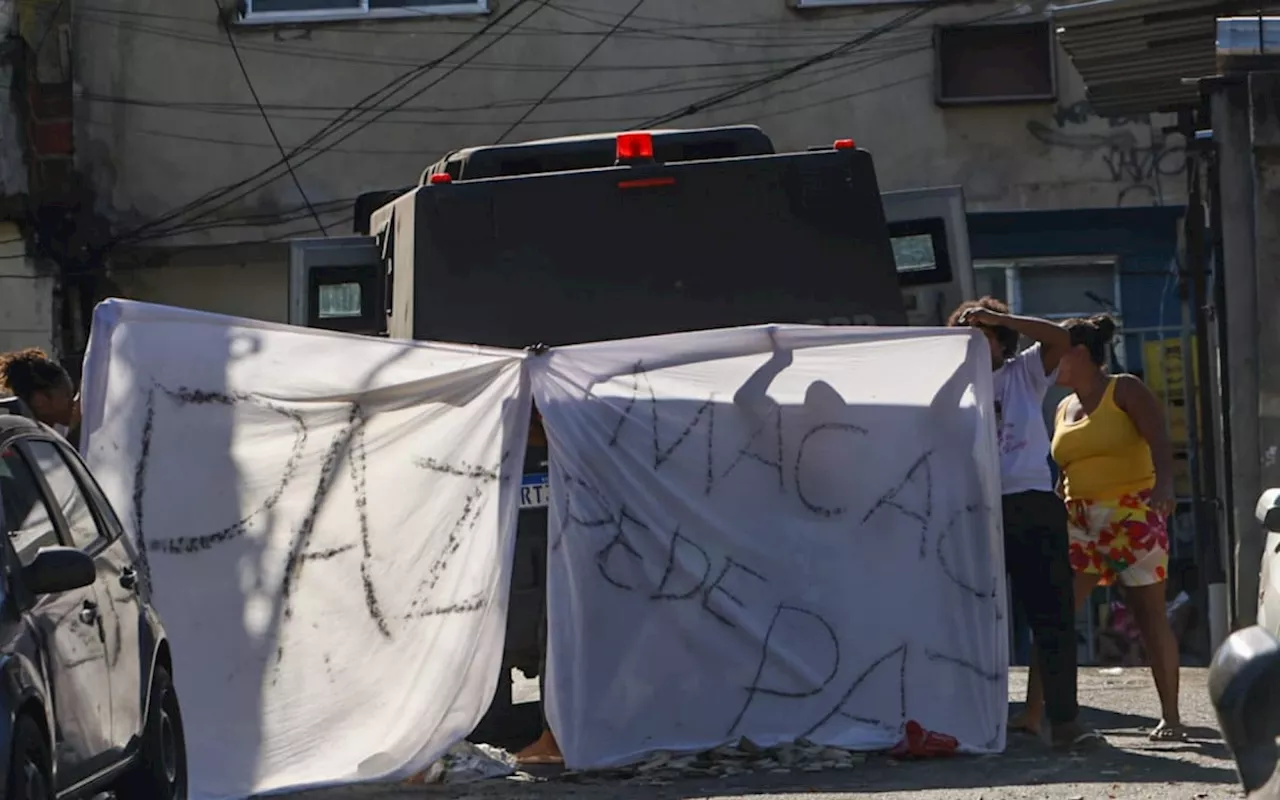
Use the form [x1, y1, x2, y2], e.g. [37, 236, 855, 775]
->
[24, 440, 107, 552]
[59, 448, 124, 538]
[0, 444, 60, 565]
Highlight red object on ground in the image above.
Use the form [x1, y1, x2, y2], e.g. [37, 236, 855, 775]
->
[889, 720, 959, 759]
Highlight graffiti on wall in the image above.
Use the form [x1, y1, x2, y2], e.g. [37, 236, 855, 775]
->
[1026, 100, 1186, 207]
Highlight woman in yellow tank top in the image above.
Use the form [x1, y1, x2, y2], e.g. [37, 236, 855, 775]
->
[1026, 314, 1184, 741]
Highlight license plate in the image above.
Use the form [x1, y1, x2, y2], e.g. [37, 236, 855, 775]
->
[521, 473, 549, 509]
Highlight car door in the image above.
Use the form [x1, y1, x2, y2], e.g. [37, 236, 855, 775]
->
[21, 437, 145, 754]
[56, 438, 146, 748]
[0, 438, 115, 788]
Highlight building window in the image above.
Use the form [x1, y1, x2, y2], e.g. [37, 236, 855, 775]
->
[891, 233, 936, 273]
[973, 256, 1120, 315]
[318, 283, 363, 320]
[935, 21, 1057, 106]
[242, 0, 487, 23]
[791, 0, 934, 6]
[888, 217, 953, 287]
[974, 256, 1123, 365]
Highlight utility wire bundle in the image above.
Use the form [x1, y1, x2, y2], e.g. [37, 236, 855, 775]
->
[108, 0, 981, 251]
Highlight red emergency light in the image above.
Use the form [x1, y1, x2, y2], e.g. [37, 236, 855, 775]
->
[618, 176, 677, 189]
[428, 173, 452, 184]
[833, 139, 856, 150]
[616, 132, 655, 161]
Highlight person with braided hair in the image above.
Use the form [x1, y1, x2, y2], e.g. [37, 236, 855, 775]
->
[0, 348, 80, 441]
[1044, 314, 1186, 742]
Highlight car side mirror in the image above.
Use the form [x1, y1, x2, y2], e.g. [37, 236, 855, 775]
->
[1210, 625, 1280, 797]
[21, 547, 95, 596]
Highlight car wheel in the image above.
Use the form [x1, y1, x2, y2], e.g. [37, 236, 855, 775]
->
[114, 665, 187, 800]
[6, 714, 51, 800]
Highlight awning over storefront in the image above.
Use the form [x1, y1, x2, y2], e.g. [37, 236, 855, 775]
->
[1051, 0, 1223, 117]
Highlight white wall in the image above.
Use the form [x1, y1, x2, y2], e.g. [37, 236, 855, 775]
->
[111, 253, 288, 322]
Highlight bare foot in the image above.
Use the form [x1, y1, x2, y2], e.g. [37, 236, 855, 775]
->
[1009, 710, 1043, 737]
[516, 730, 564, 765]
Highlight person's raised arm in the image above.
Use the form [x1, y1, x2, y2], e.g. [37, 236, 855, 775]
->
[1114, 375, 1176, 516]
[959, 307, 1071, 375]
[733, 328, 789, 422]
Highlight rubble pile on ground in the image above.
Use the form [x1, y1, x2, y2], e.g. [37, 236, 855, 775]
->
[559, 739, 868, 785]
[407, 742, 521, 785]
[410, 737, 872, 787]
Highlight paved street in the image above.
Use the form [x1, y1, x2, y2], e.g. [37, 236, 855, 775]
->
[293, 667, 1240, 800]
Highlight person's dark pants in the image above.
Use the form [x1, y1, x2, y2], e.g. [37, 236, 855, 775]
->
[1010, 585, 1033, 666]
[1003, 489, 1079, 726]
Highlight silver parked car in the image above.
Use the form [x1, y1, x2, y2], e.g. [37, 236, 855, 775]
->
[1209, 490, 1280, 798]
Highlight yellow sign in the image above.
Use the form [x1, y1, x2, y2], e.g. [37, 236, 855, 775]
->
[1141, 336, 1200, 447]
[1142, 336, 1199, 395]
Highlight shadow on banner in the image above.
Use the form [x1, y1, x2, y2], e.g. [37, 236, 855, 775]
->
[528, 325, 1007, 770]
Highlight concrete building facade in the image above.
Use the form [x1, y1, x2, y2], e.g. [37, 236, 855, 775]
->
[73, 0, 1189, 322]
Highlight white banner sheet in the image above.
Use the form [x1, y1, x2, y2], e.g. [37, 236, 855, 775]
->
[79, 300, 530, 800]
[529, 325, 1007, 769]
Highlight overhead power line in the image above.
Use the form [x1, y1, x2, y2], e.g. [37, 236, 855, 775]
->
[213, 0, 325, 236]
[495, 0, 648, 144]
[88, 45, 915, 154]
[636, 0, 956, 128]
[33, 0, 69, 55]
[112, 0, 546, 247]
[76, 59, 796, 118]
[79, 2, 941, 45]
[134, 0, 554, 244]
[105, 0, 1004, 247]
[121, 3, 942, 245]
[695, 0, 1027, 123]
[75, 35, 925, 123]
[78, 44, 925, 168]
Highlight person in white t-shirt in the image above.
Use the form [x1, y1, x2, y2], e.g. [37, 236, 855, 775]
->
[948, 297, 1102, 750]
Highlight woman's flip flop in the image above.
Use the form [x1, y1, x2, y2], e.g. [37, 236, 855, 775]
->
[1148, 722, 1189, 742]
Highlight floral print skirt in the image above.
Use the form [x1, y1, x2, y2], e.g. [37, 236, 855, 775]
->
[1065, 489, 1169, 587]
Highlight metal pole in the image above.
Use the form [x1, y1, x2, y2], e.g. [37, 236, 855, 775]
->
[1183, 104, 1230, 654]
[1178, 108, 1222, 656]
[1249, 71, 1280, 571]
[1207, 93, 1239, 630]
[1212, 77, 1262, 626]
